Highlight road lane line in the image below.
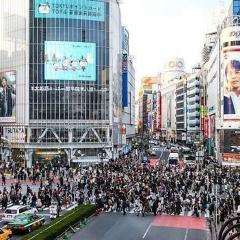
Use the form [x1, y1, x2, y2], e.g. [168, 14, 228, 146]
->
[184, 228, 189, 240]
[159, 148, 165, 160]
[142, 224, 151, 239]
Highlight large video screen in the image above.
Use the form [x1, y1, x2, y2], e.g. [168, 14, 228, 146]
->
[223, 49, 240, 120]
[35, 0, 105, 22]
[221, 130, 240, 165]
[44, 41, 96, 81]
[0, 71, 16, 123]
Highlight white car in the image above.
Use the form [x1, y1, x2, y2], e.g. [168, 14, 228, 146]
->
[2, 205, 37, 222]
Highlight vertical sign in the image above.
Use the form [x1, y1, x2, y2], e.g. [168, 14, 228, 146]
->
[122, 53, 128, 107]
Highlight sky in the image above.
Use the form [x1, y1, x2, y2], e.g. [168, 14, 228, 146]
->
[120, 0, 229, 90]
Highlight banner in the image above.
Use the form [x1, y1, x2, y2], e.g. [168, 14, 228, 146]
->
[44, 41, 96, 81]
[0, 71, 16, 123]
[35, 0, 105, 22]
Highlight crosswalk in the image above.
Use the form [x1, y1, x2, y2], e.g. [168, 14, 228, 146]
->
[106, 208, 210, 218]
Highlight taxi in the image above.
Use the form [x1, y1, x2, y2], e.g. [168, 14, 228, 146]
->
[7, 213, 45, 233]
[0, 228, 12, 240]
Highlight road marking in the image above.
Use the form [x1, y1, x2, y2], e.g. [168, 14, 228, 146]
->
[159, 147, 166, 160]
[142, 224, 151, 239]
[66, 203, 78, 211]
[184, 228, 189, 240]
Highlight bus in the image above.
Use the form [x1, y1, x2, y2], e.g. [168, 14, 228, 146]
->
[167, 153, 179, 165]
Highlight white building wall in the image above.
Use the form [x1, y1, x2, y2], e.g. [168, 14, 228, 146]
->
[0, 0, 29, 125]
[160, 58, 185, 141]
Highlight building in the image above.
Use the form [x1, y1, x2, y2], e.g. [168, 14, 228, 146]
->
[175, 77, 186, 142]
[160, 58, 185, 142]
[137, 77, 158, 134]
[202, 0, 240, 165]
[121, 27, 135, 154]
[0, 0, 124, 166]
[186, 68, 201, 143]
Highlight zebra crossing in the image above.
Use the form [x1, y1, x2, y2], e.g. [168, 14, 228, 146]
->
[106, 208, 210, 218]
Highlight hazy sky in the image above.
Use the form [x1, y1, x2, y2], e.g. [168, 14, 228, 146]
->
[120, 0, 228, 89]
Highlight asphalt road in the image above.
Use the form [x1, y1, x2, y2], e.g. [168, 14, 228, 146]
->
[150, 145, 170, 163]
[70, 213, 209, 240]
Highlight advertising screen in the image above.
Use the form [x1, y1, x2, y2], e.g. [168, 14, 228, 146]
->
[35, 0, 105, 22]
[223, 49, 240, 120]
[0, 71, 16, 123]
[222, 130, 240, 165]
[44, 41, 96, 81]
[221, 27, 240, 120]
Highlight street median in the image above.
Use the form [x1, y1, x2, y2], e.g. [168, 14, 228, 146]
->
[22, 204, 96, 240]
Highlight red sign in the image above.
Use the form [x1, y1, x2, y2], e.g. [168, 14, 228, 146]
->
[204, 117, 209, 138]
[223, 153, 240, 163]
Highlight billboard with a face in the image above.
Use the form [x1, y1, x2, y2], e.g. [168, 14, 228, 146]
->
[221, 27, 240, 120]
[0, 71, 16, 123]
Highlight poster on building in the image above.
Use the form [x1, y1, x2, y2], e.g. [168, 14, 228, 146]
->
[3, 127, 26, 143]
[222, 130, 240, 165]
[223, 49, 240, 119]
[35, 0, 105, 22]
[221, 27, 240, 120]
[44, 41, 96, 81]
[0, 71, 16, 123]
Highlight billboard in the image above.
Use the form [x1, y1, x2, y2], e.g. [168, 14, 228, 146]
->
[3, 127, 25, 143]
[0, 71, 16, 123]
[221, 27, 240, 120]
[221, 130, 240, 165]
[35, 0, 105, 22]
[122, 53, 128, 107]
[44, 41, 96, 81]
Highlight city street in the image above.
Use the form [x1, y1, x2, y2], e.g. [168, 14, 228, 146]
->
[70, 213, 209, 240]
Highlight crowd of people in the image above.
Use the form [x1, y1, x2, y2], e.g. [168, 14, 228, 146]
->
[0, 147, 239, 225]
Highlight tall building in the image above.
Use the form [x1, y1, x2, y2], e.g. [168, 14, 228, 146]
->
[0, 0, 124, 166]
[186, 68, 201, 143]
[121, 27, 135, 154]
[175, 77, 186, 142]
[137, 77, 158, 134]
[160, 58, 185, 142]
[202, 0, 240, 165]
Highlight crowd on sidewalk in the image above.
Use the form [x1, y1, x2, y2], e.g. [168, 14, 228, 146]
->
[0, 150, 239, 224]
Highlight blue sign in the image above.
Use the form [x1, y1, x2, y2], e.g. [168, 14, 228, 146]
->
[44, 41, 96, 81]
[35, 0, 105, 22]
[122, 54, 128, 107]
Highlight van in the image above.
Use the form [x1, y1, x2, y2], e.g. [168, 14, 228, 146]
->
[168, 153, 179, 165]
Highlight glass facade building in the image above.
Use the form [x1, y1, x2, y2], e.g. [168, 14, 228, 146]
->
[0, 0, 123, 166]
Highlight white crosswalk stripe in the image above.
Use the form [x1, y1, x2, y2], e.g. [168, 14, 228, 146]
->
[106, 209, 210, 218]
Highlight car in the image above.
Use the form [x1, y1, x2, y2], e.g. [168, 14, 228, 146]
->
[7, 213, 45, 233]
[167, 153, 179, 165]
[183, 155, 196, 165]
[231, 146, 240, 153]
[141, 155, 149, 163]
[2, 205, 38, 222]
[170, 146, 179, 153]
[0, 229, 12, 240]
[149, 150, 157, 156]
